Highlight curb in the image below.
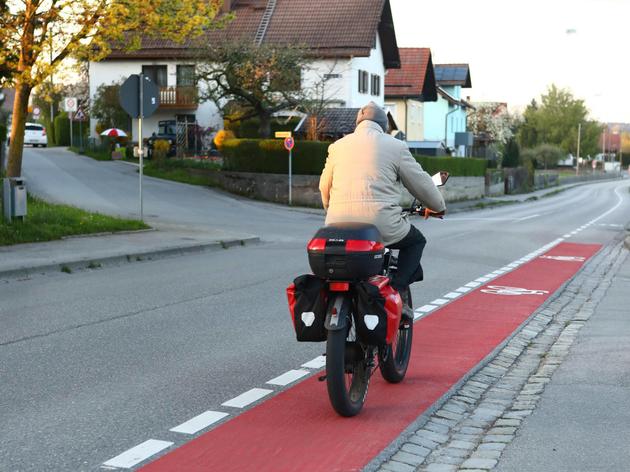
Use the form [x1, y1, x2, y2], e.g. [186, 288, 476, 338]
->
[0, 236, 260, 280]
[625, 236, 630, 250]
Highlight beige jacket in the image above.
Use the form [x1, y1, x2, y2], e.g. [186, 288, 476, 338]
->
[319, 120, 446, 246]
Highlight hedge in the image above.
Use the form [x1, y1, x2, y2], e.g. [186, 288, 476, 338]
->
[222, 139, 328, 175]
[54, 112, 88, 146]
[0, 123, 6, 142]
[622, 153, 630, 167]
[221, 138, 488, 177]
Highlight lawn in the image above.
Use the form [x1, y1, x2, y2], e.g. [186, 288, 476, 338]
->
[0, 195, 148, 246]
[143, 159, 221, 187]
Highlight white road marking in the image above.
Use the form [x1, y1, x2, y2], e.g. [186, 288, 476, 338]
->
[302, 356, 326, 369]
[563, 234, 571, 238]
[103, 440, 173, 469]
[170, 411, 229, 435]
[266, 369, 310, 386]
[431, 298, 449, 305]
[443, 292, 462, 299]
[416, 304, 438, 313]
[515, 213, 540, 222]
[456, 286, 473, 293]
[465, 281, 481, 288]
[475, 277, 491, 283]
[222, 388, 273, 408]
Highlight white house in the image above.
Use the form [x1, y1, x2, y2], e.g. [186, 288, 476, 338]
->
[89, 0, 401, 148]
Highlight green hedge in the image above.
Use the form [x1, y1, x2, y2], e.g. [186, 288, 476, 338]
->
[622, 153, 630, 167]
[0, 123, 6, 142]
[54, 112, 88, 146]
[222, 139, 329, 175]
[412, 154, 488, 177]
[221, 139, 489, 177]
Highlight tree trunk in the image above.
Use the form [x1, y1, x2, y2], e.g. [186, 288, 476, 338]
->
[7, 82, 32, 178]
[258, 113, 272, 139]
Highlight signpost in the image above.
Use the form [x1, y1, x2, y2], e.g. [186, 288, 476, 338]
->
[64, 97, 77, 148]
[119, 74, 160, 221]
[74, 108, 87, 153]
[284, 136, 295, 205]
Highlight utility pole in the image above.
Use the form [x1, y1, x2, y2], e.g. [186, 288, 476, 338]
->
[49, 28, 55, 143]
[576, 123, 581, 176]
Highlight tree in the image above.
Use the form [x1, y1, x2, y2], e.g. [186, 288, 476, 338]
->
[196, 41, 312, 138]
[0, 0, 227, 178]
[468, 103, 520, 146]
[90, 82, 130, 132]
[502, 137, 520, 168]
[518, 85, 603, 157]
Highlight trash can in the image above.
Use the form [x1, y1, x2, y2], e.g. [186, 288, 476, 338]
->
[11, 177, 27, 218]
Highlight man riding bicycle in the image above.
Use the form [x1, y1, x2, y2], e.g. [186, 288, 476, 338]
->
[319, 102, 446, 319]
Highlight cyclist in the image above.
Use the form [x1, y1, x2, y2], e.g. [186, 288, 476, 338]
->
[319, 102, 446, 319]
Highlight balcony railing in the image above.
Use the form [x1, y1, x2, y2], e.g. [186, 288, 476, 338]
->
[158, 86, 198, 109]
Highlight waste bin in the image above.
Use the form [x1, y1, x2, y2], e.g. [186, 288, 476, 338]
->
[2, 177, 27, 222]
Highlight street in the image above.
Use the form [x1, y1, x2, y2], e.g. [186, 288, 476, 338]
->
[1, 147, 629, 471]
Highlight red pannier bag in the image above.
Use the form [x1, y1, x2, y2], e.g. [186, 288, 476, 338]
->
[354, 275, 402, 345]
[286, 274, 328, 342]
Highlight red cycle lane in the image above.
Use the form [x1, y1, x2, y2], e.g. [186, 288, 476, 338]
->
[141, 242, 601, 472]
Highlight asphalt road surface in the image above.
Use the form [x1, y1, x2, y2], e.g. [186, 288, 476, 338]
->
[2, 147, 629, 471]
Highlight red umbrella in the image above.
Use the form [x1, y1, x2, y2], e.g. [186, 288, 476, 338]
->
[100, 128, 128, 137]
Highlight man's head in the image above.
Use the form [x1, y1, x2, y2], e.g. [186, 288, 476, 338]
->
[356, 101, 388, 133]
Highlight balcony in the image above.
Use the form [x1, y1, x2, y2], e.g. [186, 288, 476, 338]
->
[158, 86, 198, 110]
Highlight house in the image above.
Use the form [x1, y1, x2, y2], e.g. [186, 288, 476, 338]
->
[422, 63, 474, 156]
[294, 107, 399, 141]
[384, 47, 437, 143]
[88, 0, 401, 146]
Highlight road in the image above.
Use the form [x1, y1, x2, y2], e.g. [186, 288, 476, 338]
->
[1, 147, 629, 471]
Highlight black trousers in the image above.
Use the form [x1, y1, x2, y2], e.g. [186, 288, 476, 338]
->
[387, 225, 427, 293]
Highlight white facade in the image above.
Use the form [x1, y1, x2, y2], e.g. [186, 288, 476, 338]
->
[385, 98, 424, 141]
[89, 33, 386, 140]
[88, 60, 222, 142]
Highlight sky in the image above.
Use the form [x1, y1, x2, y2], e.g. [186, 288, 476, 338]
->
[390, 0, 630, 123]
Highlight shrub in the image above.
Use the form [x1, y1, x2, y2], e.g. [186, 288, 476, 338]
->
[54, 112, 88, 146]
[152, 139, 170, 161]
[0, 123, 6, 142]
[221, 139, 329, 175]
[214, 129, 235, 150]
[502, 138, 521, 168]
[621, 153, 630, 167]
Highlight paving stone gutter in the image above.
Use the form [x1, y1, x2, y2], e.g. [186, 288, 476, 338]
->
[365, 237, 628, 472]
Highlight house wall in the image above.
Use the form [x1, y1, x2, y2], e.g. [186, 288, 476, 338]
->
[384, 99, 424, 141]
[88, 60, 222, 142]
[422, 85, 469, 156]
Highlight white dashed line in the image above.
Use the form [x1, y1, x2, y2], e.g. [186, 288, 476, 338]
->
[455, 286, 473, 293]
[222, 388, 273, 408]
[416, 304, 438, 313]
[563, 234, 572, 238]
[430, 298, 449, 305]
[267, 369, 310, 386]
[474, 277, 491, 283]
[443, 292, 462, 299]
[170, 411, 229, 435]
[302, 356, 326, 369]
[103, 440, 173, 469]
[464, 281, 481, 288]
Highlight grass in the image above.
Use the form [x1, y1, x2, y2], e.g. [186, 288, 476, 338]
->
[143, 159, 221, 187]
[0, 195, 149, 246]
[471, 199, 518, 209]
[69, 146, 111, 161]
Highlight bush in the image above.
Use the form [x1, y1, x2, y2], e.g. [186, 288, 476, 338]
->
[222, 139, 329, 175]
[54, 112, 88, 146]
[412, 154, 488, 177]
[502, 138, 521, 168]
[214, 129, 235, 150]
[621, 153, 630, 167]
[0, 123, 6, 143]
[522, 144, 564, 169]
[224, 116, 301, 138]
[152, 139, 170, 161]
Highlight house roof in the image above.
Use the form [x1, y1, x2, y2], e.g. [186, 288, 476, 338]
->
[437, 86, 475, 109]
[106, 0, 400, 68]
[384, 48, 437, 101]
[435, 64, 472, 87]
[296, 107, 398, 137]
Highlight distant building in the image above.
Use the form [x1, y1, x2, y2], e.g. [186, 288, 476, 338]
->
[89, 0, 401, 144]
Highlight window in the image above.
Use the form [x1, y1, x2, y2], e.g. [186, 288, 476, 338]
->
[176, 65, 195, 87]
[324, 73, 341, 81]
[358, 70, 369, 94]
[371, 74, 381, 96]
[142, 65, 168, 87]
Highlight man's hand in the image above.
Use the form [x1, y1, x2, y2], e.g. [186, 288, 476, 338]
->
[421, 208, 446, 219]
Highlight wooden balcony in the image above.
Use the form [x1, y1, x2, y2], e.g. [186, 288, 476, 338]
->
[158, 86, 198, 110]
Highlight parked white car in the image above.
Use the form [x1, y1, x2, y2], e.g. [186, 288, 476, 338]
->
[23, 123, 48, 147]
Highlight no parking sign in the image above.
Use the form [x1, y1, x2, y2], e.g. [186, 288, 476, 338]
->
[284, 136, 294, 151]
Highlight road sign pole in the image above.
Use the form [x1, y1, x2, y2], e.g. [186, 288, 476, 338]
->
[288, 148, 292, 206]
[139, 73, 144, 222]
[69, 112, 73, 148]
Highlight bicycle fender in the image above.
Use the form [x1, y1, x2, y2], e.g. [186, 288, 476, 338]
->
[325, 294, 351, 331]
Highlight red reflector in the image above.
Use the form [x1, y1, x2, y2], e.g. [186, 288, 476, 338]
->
[345, 240, 384, 252]
[42, 128, 46, 136]
[307, 238, 326, 252]
[329, 282, 350, 292]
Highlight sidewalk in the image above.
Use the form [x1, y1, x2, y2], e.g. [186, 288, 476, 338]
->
[496, 246, 630, 471]
[0, 225, 259, 279]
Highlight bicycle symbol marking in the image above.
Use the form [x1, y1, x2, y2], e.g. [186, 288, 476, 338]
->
[481, 285, 549, 296]
[539, 255, 586, 262]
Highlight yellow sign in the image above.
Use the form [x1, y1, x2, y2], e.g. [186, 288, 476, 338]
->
[275, 131, 292, 138]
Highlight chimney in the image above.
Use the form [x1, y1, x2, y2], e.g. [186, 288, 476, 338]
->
[220, 0, 232, 13]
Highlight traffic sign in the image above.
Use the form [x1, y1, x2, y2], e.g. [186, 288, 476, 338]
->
[74, 109, 87, 121]
[119, 74, 160, 119]
[64, 97, 78, 112]
[284, 136, 295, 151]
[32, 106, 41, 118]
[275, 131, 292, 138]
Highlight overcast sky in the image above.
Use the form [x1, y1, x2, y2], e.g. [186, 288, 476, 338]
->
[390, 0, 629, 123]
